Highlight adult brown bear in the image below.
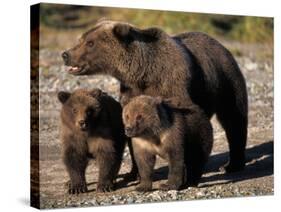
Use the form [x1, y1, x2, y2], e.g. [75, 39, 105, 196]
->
[62, 20, 248, 173]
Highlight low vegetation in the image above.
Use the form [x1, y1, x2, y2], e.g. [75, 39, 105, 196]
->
[40, 4, 273, 44]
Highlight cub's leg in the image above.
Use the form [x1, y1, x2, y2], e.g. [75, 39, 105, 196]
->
[132, 138, 156, 192]
[159, 136, 185, 190]
[63, 145, 88, 194]
[96, 151, 119, 193]
[185, 142, 208, 187]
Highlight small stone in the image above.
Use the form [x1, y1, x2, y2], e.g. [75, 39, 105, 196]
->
[127, 197, 134, 204]
[90, 199, 97, 205]
[196, 190, 205, 198]
[168, 190, 178, 200]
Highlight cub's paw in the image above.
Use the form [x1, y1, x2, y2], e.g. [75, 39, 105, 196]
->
[96, 182, 114, 193]
[159, 183, 180, 191]
[66, 181, 88, 194]
[136, 183, 152, 192]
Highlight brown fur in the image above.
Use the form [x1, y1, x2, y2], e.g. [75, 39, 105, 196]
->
[58, 89, 126, 194]
[122, 95, 213, 191]
[62, 20, 247, 172]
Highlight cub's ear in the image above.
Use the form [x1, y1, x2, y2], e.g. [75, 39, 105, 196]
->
[113, 23, 134, 41]
[160, 97, 191, 111]
[90, 89, 103, 98]
[154, 96, 163, 105]
[162, 98, 182, 108]
[155, 96, 179, 106]
[57, 91, 71, 104]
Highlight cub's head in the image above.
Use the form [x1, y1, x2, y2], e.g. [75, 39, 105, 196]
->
[61, 19, 163, 75]
[57, 89, 104, 131]
[123, 95, 180, 137]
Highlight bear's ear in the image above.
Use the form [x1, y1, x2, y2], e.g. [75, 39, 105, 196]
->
[90, 89, 102, 99]
[57, 91, 71, 104]
[138, 27, 162, 41]
[113, 23, 133, 41]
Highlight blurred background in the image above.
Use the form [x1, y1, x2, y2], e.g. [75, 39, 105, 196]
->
[39, 3, 273, 46]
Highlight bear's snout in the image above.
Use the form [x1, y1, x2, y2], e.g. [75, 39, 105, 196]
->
[78, 120, 87, 131]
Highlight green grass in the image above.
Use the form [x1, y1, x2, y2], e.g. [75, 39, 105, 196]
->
[39, 3, 273, 44]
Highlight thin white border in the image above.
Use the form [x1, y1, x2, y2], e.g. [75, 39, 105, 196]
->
[0, 0, 279, 212]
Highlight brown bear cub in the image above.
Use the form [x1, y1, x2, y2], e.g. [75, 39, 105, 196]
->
[58, 88, 127, 194]
[122, 95, 213, 191]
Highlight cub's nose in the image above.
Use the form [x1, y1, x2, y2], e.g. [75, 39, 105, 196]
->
[125, 127, 134, 136]
[61, 51, 70, 64]
[79, 120, 87, 129]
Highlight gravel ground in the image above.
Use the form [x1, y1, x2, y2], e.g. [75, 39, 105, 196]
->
[35, 42, 273, 209]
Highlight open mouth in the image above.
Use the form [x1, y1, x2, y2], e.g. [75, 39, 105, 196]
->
[66, 65, 86, 75]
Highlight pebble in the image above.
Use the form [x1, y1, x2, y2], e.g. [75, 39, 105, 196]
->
[126, 197, 134, 204]
[167, 190, 178, 200]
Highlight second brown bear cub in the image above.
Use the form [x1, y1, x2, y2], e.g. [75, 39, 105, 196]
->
[58, 89, 126, 194]
[123, 95, 213, 191]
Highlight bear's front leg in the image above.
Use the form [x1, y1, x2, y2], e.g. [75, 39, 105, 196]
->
[119, 84, 132, 107]
[121, 138, 139, 182]
[63, 145, 88, 194]
[119, 83, 141, 107]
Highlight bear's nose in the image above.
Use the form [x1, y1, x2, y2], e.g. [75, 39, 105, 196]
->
[79, 120, 87, 128]
[61, 51, 70, 64]
[125, 127, 134, 136]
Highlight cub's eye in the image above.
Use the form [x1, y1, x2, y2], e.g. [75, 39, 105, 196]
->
[136, 114, 142, 122]
[72, 108, 77, 114]
[86, 41, 94, 47]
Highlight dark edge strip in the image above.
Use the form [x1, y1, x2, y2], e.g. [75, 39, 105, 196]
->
[30, 3, 40, 209]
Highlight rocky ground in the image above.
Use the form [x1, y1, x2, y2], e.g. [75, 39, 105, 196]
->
[35, 39, 273, 209]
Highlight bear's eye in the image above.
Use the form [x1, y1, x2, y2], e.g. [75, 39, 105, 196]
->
[72, 108, 77, 114]
[86, 41, 94, 47]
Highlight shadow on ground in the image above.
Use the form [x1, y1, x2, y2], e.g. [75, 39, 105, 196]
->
[134, 140, 274, 188]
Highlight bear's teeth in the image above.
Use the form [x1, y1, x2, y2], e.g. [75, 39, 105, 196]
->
[67, 66, 80, 73]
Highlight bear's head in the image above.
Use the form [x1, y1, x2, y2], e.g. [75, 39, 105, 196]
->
[61, 20, 163, 76]
[122, 95, 183, 137]
[58, 89, 104, 131]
